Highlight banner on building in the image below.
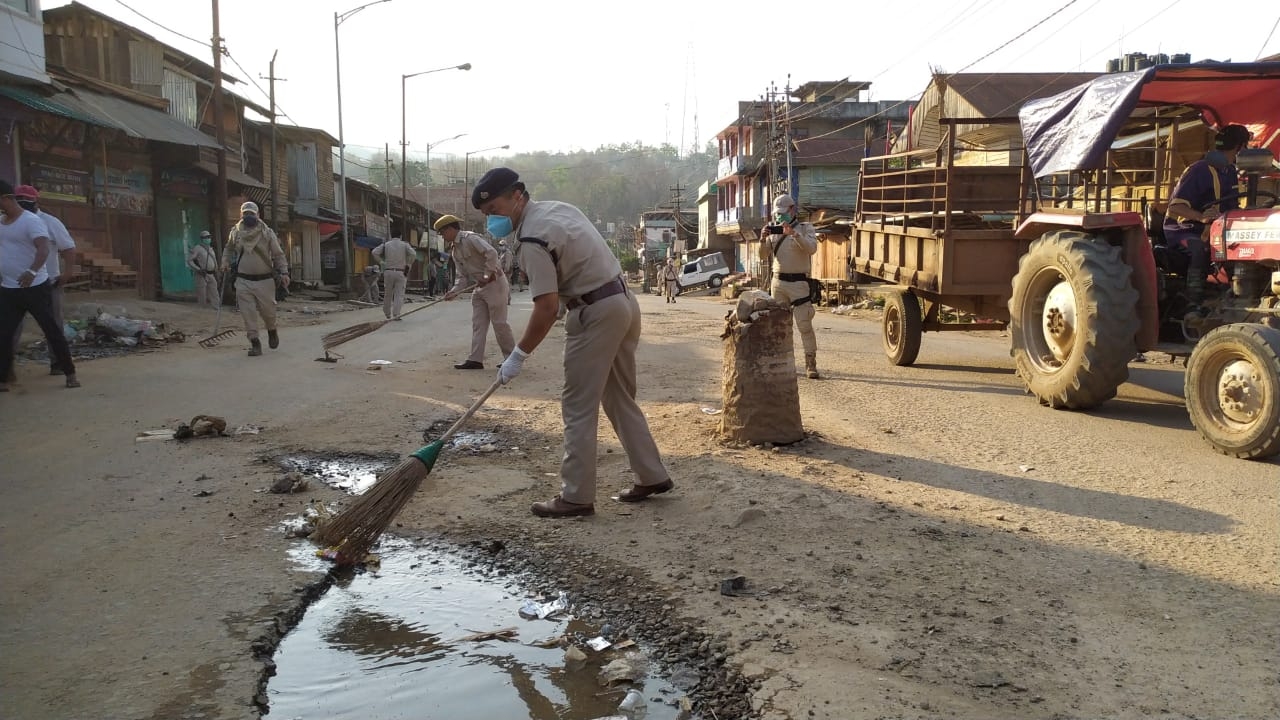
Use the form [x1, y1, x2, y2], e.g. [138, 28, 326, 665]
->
[28, 164, 90, 203]
[93, 165, 153, 215]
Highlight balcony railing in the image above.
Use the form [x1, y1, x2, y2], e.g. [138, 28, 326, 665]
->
[715, 204, 764, 227]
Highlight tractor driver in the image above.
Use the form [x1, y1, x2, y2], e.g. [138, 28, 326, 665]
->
[1162, 124, 1252, 308]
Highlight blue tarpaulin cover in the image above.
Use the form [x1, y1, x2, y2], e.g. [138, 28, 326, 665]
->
[1020, 63, 1280, 177]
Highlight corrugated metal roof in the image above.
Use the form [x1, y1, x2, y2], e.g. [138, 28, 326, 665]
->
[0, 85, 117, 128]
[945, 73, 1101, 118]
[59, 89, 221, 149]
[193, 160, 267, 189]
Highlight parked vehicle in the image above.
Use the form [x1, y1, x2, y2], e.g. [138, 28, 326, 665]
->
[675, 252, 728, 294]
[851, 62, 1280, 459]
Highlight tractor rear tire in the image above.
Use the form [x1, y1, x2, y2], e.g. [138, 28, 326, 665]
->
[1008, 230, 1139, 409]
[882, 289, 923, 367]
[1184, 323, 1280, 460]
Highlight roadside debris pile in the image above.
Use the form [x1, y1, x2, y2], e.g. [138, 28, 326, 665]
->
[22, 305, 184, 362]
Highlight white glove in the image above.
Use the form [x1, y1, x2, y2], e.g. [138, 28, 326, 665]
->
[498, 347, 529, 385]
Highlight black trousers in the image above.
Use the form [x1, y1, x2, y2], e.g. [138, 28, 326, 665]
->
[0, 281, 76, 380]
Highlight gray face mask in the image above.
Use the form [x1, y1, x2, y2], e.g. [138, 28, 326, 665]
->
[242, 215, 259, 228]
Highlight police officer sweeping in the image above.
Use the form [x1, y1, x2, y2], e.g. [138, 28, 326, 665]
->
[473, 167, 674, 518]
[764, 194, 820, 379]
[221, 201, 289, 356]
[434, 214, 515, 370]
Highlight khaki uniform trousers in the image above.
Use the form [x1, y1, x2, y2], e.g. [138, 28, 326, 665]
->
[235, 276, 277, 341]
[665, 280, 679, 298]
[468, 274, 516, 364]
[382, 269, 406, 319]
[195, 272, 218, 307]
[771, 278, 817, 355]
[559, 291, 669, 505]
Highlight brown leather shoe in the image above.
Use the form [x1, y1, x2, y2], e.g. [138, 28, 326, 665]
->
[531, 495, 595, 518]
[614, 479, 674, 503]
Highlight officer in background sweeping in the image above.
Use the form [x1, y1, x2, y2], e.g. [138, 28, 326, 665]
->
[187, 230, 219, 308]
[764, 193, 820, 379]
[472, 167, 673, 518]
[221, 201, 289, 356]
[372, 227, 415, 320]
[433, 214, 514, 370]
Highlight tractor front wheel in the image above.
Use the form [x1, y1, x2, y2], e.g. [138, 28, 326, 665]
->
[1185, 323, 1280, 460]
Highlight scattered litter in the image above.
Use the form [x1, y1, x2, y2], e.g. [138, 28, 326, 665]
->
[529, 634, 564, 649]
[457, 627, 518, 643]
[1018, 464, 1035, 472]
[719, 575, 753, 597]
[135, 429, 175, 443]
[232, 424, 261, 435]
[587, 636, 612, 651]
[173, 414, 227, 440]
[618, 688, 645, 713]
[599, 652, 648, 686]
[519, 591, 569, 620]
[368, 359, 394, 365]
[700, 407, 722, 415]
[564, 645, 588, 670]
[192, 489, 214, 497]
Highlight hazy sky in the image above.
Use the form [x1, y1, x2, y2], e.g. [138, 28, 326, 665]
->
[47, 0, 1280, 162]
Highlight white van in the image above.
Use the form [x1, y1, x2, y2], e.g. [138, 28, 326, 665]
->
[675, 252, 729, 293]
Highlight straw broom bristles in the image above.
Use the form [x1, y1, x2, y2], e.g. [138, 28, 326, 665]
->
[314, 378, 502, 564]
[321, 285, 474, 351]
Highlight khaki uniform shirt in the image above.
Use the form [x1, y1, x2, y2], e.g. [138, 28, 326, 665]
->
[188, 243, 217, 273]
[450, 230, 502, 291]
[661, 263, 678, 281]
[373, 237, 415, 271]
[767, 222, 818, 274]
[515, 199, 621, 301]
[222, 222, 287, 276]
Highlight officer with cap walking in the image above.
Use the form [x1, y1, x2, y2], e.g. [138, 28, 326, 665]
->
[764, 193, 821, 378]
[187, 230, 219, 307]
[372, 227, 415, 320]
[220, 201, 289, 356]
[473, 167, 674, 518]
[433, 213, 515, 369]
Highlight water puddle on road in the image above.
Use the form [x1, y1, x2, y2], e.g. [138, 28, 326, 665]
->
[276, 453, 397, 494]
[271, 538, 684, 719]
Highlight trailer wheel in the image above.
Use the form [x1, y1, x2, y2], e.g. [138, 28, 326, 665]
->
[883, 289, 923, 366]
[1009, 229, 1138, 409]
[1185, 323, 1280, 460]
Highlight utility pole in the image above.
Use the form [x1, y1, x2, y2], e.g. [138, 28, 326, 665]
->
[783, 74, 794, 199]
[211, 0, 228, 258]
[670, 183, 685, 256]
[384, 141, 393, 237]
[261, 52, 285, 229]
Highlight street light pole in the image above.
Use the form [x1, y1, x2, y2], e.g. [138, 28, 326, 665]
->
[335, 0, 391, 293]
[421, 132, 466, 234]
[400, 62, 470, 236]
[464, 144, 510, 226]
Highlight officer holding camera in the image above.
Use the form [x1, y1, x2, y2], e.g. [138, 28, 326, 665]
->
[763, 194, 820, 379]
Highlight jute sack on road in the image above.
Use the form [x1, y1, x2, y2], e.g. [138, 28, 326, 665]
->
[719, 290, 804, 445]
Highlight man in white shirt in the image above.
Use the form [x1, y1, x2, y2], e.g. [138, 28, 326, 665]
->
[11, 185, 76, 374]
[371, 229, 416, 320]
[0, 179, 79, 390]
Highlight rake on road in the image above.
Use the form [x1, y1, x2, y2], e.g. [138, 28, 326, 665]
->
[315, 378, 502, 564]
[198, 278, 236, 348]
[320, 285, 474, 351]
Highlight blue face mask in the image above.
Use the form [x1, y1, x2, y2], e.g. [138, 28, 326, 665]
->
[242, 215, 259, 228]
[486, 215, 513, 238]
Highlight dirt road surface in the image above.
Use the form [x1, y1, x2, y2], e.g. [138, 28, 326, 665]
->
[2, 287, 1276, 720]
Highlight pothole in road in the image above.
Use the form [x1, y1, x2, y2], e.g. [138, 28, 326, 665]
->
[275, 452, 398, 494]
[270, 537, 688, 719]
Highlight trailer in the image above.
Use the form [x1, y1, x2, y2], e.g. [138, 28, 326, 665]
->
[851, 117, 1031, 365]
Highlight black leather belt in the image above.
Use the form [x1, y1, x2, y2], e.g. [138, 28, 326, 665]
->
[778, 272, 809, 282]
[567, 276, 627, 310]
[238, 272, 274, 281]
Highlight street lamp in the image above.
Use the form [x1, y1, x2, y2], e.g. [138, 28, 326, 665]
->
[401, 62, 471, 233]
[335, 0, 392, 292]
[422, 132, 466, 238]
[464, 144, 510, 223]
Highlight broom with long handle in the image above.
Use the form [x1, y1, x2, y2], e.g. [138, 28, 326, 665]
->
[315, 378, 503, 563]
[321, 283, 477, 350]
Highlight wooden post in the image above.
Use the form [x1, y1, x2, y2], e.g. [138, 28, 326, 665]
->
[211, 0, 229, 254]
[718, 292, 804, 445]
